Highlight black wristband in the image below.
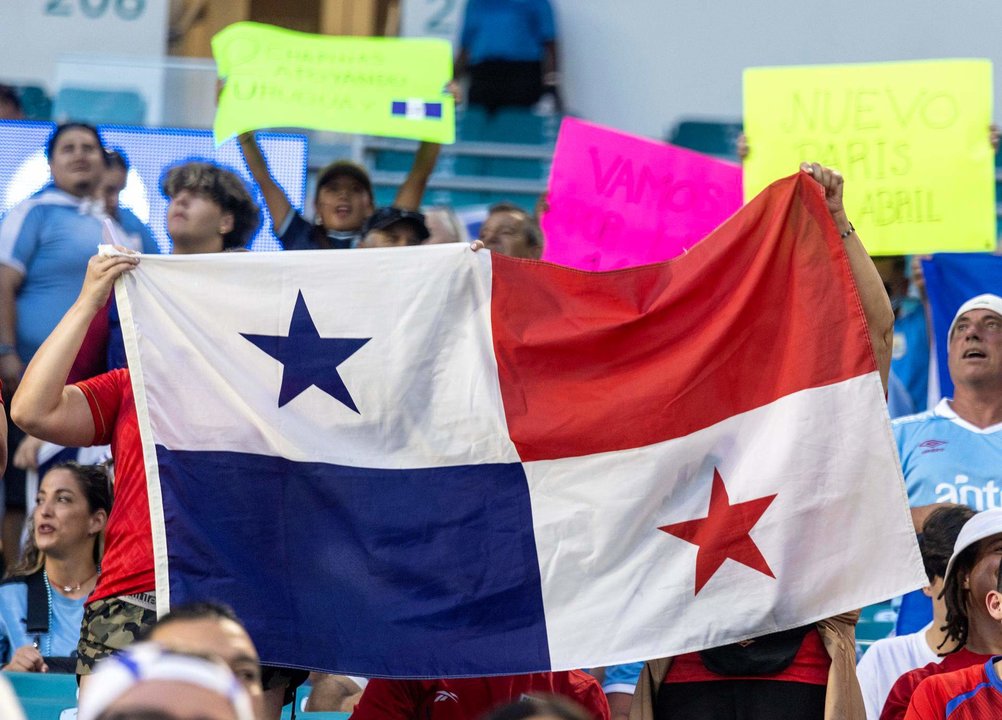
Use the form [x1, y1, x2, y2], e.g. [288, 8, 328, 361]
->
[839, 223, 855, 239]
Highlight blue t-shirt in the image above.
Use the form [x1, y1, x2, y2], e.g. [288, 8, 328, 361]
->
[893, 398, 1002, 509]
[0, 185, 105, 361]
[460, 0, 556, 64]
[0, 577, 86, 663]
[890, 298, 930, 414]
[116, 207, 160, 255]
[887, 370, 916, 419]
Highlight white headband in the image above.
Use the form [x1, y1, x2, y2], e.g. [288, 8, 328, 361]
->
[77, 643, 255, 720]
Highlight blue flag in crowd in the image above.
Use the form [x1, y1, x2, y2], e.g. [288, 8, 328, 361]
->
[922, 253, 1002, 399]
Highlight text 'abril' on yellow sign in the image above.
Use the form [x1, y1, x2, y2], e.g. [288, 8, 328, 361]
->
[213, 22, 455, 145]
[743, 59, 995, 255]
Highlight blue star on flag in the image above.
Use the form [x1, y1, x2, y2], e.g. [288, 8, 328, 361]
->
[241, 291, 370, 412]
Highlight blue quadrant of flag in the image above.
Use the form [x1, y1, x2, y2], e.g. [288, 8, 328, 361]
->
[156, 446, 551, 676]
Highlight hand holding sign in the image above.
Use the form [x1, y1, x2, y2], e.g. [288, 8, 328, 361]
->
[213, 22, 455, 145]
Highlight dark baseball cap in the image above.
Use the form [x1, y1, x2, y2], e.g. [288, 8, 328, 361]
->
[315, 160, 373, 198]
[362, 206, 431, 242]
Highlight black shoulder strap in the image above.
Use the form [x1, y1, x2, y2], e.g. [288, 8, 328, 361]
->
[25, 570, 49, 635]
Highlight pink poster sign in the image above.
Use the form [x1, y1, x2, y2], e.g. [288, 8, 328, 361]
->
[541, 118, 743, 271]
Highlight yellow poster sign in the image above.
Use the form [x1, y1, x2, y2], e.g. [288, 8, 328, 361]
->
[743, 59, 995, 255]
[213, 22, 455, 145]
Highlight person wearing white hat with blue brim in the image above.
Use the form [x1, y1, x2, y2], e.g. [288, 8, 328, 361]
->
[893, 293, 1002, 532]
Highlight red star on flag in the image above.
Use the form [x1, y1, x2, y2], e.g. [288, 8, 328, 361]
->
[659, 468, 777, 595]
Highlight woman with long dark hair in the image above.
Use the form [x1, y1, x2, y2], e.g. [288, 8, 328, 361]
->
[0, 461, 111, 672]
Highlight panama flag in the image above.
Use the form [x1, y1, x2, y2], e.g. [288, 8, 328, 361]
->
[115, 173, 924, 678]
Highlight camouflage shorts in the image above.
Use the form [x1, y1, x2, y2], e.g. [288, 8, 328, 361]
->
[76, 597, 157, 675]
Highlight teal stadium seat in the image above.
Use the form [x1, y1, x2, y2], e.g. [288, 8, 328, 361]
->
[372, 149, 414, 173]
[53, 87, 146, 125]
[6, 672, 77, 720]
[855, 601, 897, 657]
[459, 106, 553, 145]
[17, 86, 52, 121]
[668, 119, 743, 160]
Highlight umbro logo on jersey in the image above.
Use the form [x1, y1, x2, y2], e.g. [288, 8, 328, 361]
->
[434, 691, 459, 703]
[919, 439, 947, 454]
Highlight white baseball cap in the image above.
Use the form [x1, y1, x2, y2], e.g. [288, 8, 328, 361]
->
[944, 508, 1002, 583]
[948, 293, 1002, 339]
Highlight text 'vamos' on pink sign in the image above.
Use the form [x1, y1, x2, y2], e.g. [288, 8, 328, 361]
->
[541, 117, 743, 271]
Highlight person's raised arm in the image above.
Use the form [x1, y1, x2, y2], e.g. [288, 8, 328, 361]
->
[393, 141, 442, 211]
[237, 132, 292, 229]
[10, 252, 138, 447]
[800, 162, 894, 393]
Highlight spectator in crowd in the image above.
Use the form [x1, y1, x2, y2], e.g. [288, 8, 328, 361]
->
[0, 86, 23, 121]
[97, 149, 159, 255]
[0, 462, 110, 673]
[631, 162, 893, 720]
[904, 559, 1002, 718]
[893, 293, 1002, 530]
[238, 133, 440, 250]
[350, 670, 610, 720]
[138, 602, 268, 720]
[456, 0, 560, 113]
[875, 257, 930, 418]
[485, 695, 593, 720]
[358, 207, 431, 248]
[304, 674, 367, 713]
[856, 505, 976, 719]
[77, 643, 255, 720]
[10, 161, 259, 693]
[479, 202, 543, 259]
[881, 509, 1002, 719]
[423, 206, 470, 245]
[0, 122, 108, 569]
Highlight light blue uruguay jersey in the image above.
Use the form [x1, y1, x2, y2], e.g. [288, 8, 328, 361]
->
[0, 184, 105, 361]
[893, 398, 1002, 509]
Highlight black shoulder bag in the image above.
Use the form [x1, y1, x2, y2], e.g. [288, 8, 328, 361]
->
[24, 570, 78, 674]
[697, 625, 815, 676]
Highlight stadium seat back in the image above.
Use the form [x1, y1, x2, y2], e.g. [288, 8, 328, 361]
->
[668, 119, 743, 160]
[6, 672, 77, 720]
[53, 87, 146, 125]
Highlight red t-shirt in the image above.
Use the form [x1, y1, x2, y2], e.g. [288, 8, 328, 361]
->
[904, 657, 1002, 720]
[75, 368, 155, 603]
[880, 648, 993, 720]
[351, 670, 611, 720]
[663, 629, 831, 685]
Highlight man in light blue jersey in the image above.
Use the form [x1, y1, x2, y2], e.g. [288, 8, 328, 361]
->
[894, 293, 1002, 531]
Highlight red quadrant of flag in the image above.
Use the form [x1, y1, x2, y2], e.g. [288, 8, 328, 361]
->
[659, 468, 777, 595]
[490, 173, 876, 462]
